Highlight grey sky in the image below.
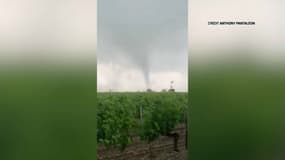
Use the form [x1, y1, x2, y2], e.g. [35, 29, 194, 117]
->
[189, 0, 285, 64]
[98, 0, 188, 92]
[2, 0, 282, 90]
[0, 0, 97, 64]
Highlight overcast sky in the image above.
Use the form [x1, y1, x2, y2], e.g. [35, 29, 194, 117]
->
[98, 0, 188, 92]
[1, 0, 284, 90]
[189, 0, 285, 64]
[0, 0, 97, 64]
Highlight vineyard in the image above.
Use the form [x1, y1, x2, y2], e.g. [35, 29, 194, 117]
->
[97, 92, 188, 153]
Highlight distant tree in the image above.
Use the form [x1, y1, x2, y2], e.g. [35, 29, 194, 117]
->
[168, 88, 175, 92]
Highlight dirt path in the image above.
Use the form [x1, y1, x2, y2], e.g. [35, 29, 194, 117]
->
[153, 149, 188, 160]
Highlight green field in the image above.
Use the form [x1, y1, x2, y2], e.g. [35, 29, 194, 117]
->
[0, 68, 97, 160]
[97, 92, 188, 150]
[190, 62, 285, 160]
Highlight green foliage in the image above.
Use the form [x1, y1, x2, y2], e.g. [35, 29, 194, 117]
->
[97, 92, 187, 150]
[0, 69, 97, 160]
[97, 94, 136, 150]
[190, 64, 285, 160]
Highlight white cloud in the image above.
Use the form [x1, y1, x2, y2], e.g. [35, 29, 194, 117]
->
[98, 63, 187, 92]
[0, 0, 97, 64]
[98, 63, 145, 92]
[150, 72, 187, 92]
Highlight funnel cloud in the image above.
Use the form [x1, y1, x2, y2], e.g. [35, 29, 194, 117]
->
[98, 0, 188, 92]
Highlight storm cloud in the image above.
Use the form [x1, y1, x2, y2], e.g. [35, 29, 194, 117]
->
[98, 0, 188, 91]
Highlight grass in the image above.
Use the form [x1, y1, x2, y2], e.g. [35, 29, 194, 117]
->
[0, 67, 97, 160]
